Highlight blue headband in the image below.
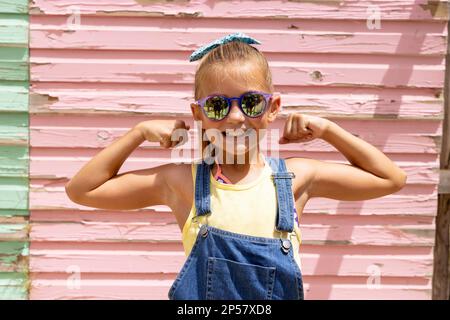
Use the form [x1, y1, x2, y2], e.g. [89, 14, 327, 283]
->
[189, 32, 261, 62]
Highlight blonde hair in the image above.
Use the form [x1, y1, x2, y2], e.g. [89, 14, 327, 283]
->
[194, 41, 274, 100]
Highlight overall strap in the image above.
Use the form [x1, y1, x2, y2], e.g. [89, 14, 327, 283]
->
[194, 161, 212, 216]
[267, 157, 295, 233]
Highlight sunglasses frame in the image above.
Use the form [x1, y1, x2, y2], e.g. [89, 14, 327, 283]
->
[196, 90, 273, 121]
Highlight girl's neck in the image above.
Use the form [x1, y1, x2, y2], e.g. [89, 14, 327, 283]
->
[216, 148, 265, 171]
[213, 151, 266, 185]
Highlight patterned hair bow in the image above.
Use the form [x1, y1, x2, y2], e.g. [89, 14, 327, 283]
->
[189, 32, 261, 62]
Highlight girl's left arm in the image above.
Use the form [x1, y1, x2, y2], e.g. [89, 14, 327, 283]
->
[282, 114, 407, 201]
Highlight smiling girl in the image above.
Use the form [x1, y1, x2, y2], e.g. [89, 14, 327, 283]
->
[65, 33, 407, 300]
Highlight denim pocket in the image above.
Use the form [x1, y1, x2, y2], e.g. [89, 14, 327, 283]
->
[206, 257, 276, 300]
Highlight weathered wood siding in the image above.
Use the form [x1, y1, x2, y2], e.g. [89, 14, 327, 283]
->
[28, 0, 448, 299]
[0, 0, 29, 300]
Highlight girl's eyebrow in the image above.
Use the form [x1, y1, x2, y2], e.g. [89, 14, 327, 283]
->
[207, 91, 258, 98]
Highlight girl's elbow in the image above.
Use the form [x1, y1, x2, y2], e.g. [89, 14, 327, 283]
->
[391, 170, 407, 191]
[65, 182, 85, 204]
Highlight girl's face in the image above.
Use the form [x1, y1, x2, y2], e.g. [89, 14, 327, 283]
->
[190, 62, 281, 162]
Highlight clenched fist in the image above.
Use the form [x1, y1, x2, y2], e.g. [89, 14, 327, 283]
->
[279, 114, 330, 144]
[135, 120, 190, 148]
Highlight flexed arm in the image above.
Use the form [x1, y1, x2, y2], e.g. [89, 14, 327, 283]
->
[281, 114, 407, 200]
[65, 120, 190, 209]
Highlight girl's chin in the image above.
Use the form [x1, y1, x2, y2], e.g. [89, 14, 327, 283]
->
[225, 146, 248, 156]
[212, 143, 259, 158]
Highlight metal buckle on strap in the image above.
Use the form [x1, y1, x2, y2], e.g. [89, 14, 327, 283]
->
[271, 172, 296, 179]
[191, 211, 211, 226]
[275, 230, 297, 254]
[275, 229, 297, 241]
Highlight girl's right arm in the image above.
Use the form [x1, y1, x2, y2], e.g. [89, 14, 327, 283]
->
[65, 120, 190, 210]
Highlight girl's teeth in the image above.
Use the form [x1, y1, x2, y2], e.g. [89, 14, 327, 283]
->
[226, 130, 246, 137]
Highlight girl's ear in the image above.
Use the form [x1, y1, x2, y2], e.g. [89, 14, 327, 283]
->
[191, 103, 202, 121]
[266, 94, 281, 122]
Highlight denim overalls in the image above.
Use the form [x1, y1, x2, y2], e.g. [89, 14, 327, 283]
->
[168, 157, 304, 300]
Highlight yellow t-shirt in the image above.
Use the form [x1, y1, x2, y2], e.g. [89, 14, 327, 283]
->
[181, 157, 303, 270]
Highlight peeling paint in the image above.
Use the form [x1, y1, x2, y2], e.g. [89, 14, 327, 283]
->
[431, 135, 442, 150]
[97, 10, 164, 16]
[371, 114, 400, 120]
[314, 34, 354, 40]
[94, 10, 202, 17]
[29, 93, 59, 113]
[134, 0, 190, 4]
[0, 242, 28, 267]
[175, 40, 198, 49]
[96, 130, 112, 141]
[30, 62, 52, 67]
[310, 70, 324, 81]
[419, 1, 449, 19]
[28, 6, 44, 15]
[434, 89, 443, 99]
[176, 12, 202, 18]
[401, 228, 436, 239]
[288, 0, 343, 6]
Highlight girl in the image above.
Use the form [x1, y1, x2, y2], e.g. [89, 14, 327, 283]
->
[65, 33, 407, 300]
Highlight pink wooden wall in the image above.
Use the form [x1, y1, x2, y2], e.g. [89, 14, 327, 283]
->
[28, 0, 447, 299]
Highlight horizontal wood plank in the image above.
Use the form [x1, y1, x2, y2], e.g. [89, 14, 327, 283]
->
[29, 86, 445, 119]
[29, 0, 449, 21]
[29, 58, 445, 88]
[29, 275, 431, 300]
[28, 118, 442, 154]
[28, 219, 435, 246]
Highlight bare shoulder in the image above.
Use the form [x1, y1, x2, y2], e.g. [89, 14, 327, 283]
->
[284, 157, 318, 200]
[162, 162, 194, 202]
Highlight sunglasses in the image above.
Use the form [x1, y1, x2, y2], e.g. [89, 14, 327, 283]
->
[196, 91, 273, 121]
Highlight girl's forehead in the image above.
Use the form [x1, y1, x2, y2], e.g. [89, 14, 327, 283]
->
[201, 62, 267, 96]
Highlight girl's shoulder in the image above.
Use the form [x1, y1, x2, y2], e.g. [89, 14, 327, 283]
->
[277, 156, 316, 173]
[283, 157, 317, 197]
[159, 162, 195, 208]
[163, 162, 194, 185]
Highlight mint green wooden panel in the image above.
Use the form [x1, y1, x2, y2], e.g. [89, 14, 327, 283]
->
[0, 48, 28, 82]
[0, 0, 28, 301]
[0, 241, 28, 285]
[0, 241, 28, 283]
[0, 177, 28, 210]
[0, 112, 28, 143]
[0, 62, 28, 80]
[0, 82, 28, 112]
[0, 272, 28, 299]
[0, 242, 28, 270]
[0, 1, 28, 14]
[0, 223, 27, 234]
[0, 14, 28, 45]
[0, 47, 28, 61]
[0, 146, 28, 177]
[0, 210, 28, 217]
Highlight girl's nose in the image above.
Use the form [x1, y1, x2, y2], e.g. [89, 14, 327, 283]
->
[227, 101, 245, 123]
